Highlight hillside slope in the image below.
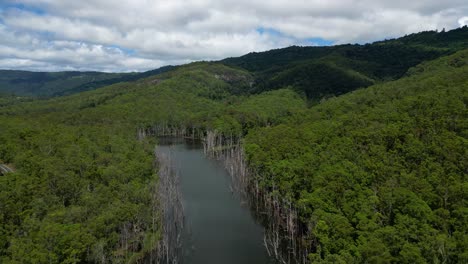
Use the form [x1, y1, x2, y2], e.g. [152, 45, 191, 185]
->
[223, 26, 468, 99]
[0, 32, 466, 263]
[244, 49, 468, 263]
[0, 66, 175, 97]
[1, 27, 466, 100]
[0, 60, 307, 263]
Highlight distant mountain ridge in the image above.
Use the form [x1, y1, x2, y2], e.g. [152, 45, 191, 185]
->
[0, 26, 466, 99]
[0, 27, 467, 263]
[0, 66, 176, 97]
[222, 26, 468, 99]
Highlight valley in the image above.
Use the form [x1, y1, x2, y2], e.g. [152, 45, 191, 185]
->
[0, 27, 467, 263]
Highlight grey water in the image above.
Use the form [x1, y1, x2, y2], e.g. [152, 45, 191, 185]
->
[157, 137, 274, 264]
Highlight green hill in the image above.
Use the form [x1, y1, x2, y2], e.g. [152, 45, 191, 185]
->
[244, 49, 468, 263]
[0, 66, 176, 97]
[1, 27, 466, 100]
[0, 28, 466, 263]
[0, 61, 278, 263]
[223, 26, 468, 99]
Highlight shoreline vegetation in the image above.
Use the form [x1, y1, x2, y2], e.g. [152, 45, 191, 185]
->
[138, 48, 468, 263]
[0, 27, 467, 263]
[152, 148, 184, 263]
[142, 128, 333, 264]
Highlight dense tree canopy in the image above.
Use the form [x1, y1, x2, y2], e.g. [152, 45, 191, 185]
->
[0, 28, 466, 263]
[244, 50, 468, 263]
[223, 26, 468, 99]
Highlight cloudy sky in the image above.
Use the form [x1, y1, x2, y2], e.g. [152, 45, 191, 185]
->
[0, 0, 467, 72]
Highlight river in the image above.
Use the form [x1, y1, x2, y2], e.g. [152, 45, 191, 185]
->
[157, 137, 274, 264]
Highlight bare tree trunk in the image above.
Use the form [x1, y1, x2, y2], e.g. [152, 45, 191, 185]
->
[201, 130, 311, 264]
[153, 148, 185, 264]
[138, 125, 313, 263]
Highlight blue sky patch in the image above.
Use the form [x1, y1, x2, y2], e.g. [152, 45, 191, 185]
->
[256, 27, 284, 37]
[0, 3, 46, 15]
[305, 37, 334, 46]
[109, 45, 136, 56]
[256, 27, 333, 47]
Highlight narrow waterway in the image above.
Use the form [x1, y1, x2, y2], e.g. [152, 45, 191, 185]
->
[157, 137, 274, 264]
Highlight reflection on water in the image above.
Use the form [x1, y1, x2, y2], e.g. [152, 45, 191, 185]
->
[157, 137, 274, 264]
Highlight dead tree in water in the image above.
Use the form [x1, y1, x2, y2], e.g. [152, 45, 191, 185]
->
[139, 125, 310, 263]
[202, 130, 308, 264]
[153, 148, 185, 264]
[137, 124, 204, 140]
[136, 128, 186, 263]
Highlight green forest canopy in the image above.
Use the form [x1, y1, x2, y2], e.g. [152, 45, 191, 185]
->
[0, 28, 467, 263]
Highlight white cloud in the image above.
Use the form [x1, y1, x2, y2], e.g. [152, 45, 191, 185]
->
[0, 0, 466, 72]
[459, 16, 468, 27]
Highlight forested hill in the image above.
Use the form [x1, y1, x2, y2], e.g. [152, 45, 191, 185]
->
[222, 26, 468, 99]
[0, 59, 307, 263]
[243, 49, 468, 263]
[0, 27, 466, 100]
[0, 28, 466, 263]
[0, 65, 175, 97]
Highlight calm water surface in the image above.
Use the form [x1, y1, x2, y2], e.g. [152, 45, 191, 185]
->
[157, 137, 273, 264]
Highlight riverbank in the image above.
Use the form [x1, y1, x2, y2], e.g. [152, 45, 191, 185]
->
[156, 137, 273, 264]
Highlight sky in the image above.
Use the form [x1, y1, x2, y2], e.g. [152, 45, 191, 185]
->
[0, 0, 467, 72]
